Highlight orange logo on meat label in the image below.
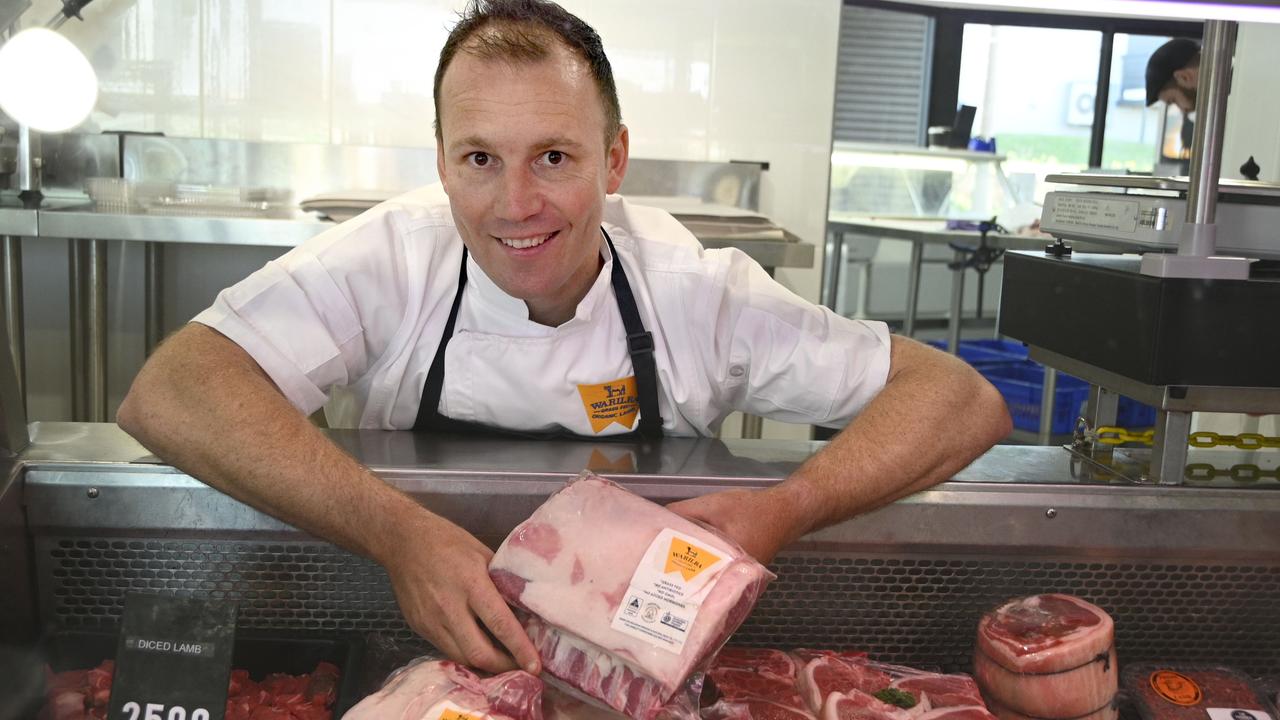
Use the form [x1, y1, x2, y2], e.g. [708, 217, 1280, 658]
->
[1150, 670, 1203, 706]
[577, 376, 639, 433]
[438, 710, 484, 720]
[664, 537, 721, 582]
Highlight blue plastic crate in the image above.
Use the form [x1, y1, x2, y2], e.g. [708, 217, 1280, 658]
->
[926, 339, 1028, 365]
[1116, 398, 1157, 427]
[980, 362, 1090, 435]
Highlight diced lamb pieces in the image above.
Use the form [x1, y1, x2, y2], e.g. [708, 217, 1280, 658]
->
[49, 691, 87, 720]
[914, 708, 997, 720]
[345, 660, 543, 720]
[703, 699, 818, 720]
[974, 595, 1116, 720]
[889, 675, 984, 709]
[712, 649, 800, 680]
[489, 474, 773, 720]
[707, 668, 805, 707]
[798, 657, 893, 714]
[819, 691, 909, 720]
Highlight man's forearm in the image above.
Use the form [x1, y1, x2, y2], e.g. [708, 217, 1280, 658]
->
[778, 335, 1011, 534]
[117, 323, 434, 569]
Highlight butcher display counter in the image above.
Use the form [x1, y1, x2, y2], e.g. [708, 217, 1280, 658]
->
[2, 420, 1278, 694]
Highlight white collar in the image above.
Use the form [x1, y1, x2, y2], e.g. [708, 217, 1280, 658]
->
[465, 238, 614, 329]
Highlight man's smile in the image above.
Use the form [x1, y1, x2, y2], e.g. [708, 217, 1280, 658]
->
[497, 229, 560, 251]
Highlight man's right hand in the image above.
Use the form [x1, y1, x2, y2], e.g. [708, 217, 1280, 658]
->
[384, 515, 540, 675]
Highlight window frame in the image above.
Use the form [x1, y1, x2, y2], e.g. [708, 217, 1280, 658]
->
[847, 0, 1202, 167]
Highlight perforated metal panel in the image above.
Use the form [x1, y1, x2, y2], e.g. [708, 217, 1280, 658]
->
[37, 537, 1280, 674]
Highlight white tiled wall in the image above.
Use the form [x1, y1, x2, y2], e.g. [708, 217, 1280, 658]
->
[29, 0, 841, 439]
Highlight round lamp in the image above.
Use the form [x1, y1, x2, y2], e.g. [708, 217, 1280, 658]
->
[0, 27, 98, 133]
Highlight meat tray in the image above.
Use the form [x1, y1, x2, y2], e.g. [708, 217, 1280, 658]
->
[28, 630, 366, 719]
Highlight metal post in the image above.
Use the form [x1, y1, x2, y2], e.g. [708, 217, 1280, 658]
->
[144, 242, 164, 355]
[16, 126, 41, 198]
[821, 227, 845, 311]
[69, 240, 87, 421]
[1037, 367, 1058, 445]
[88, 240, 108, 422]
[1150, 410, 1193, 485]
[741, 414, 763, 440]
[1085, 384, 1120, 429]
[1, 236, 24, 401]
[1185, 20, 1234, 230]
[946, 249, 965, 353]
[1087, 31, 1115, 169]
[1140, 20, 1247, 278]
[903, 240, 923, 338]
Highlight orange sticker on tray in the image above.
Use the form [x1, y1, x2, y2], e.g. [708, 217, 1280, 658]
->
[438, 709, 484, 720]
[1151, 670, 1203, 706]
[664, 537, 721, 582]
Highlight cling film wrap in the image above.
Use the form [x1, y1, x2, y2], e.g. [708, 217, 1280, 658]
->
[344, 659, 544, 720]
[973, 595, 1117, 720]
[1120, 662, 1279, 720]
[489, 471, 775, 720]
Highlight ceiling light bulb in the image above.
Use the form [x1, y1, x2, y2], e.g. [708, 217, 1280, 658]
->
[0, 28, 99, 133]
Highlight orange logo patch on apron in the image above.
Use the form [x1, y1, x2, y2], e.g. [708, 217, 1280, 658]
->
[577, 376, 639, 433]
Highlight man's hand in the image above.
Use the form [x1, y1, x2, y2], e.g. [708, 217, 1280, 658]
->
[383, 516, 540, 675]
[667, 484, 813, 565]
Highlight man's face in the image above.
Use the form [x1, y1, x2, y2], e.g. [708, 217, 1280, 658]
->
[1159, 66, 1199, 114]
[436, 43, 628, 326]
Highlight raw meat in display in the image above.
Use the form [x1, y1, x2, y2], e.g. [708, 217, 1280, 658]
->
[1120, 663, 1279, 720]
[915, 709, 997, 720]
[712, 648, 800, 681]
[798, 656, 893, 714]
[703, 699, 817, 720]
[819, 691, 910, 720]
[42, 660, 341, 720]
[345, 660, 542, 720]
[982, 698, 1115, 720]
[973, 594, 1117, 720]
[490, 473, 773, 720]
[889, 674, 984, 708]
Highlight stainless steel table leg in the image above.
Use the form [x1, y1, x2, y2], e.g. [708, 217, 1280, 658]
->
[741, 414, 763, 440]
[89, 239, 107, 422]
[2, 235, 24, 401]
[145, 242, 163, 355]
[946, 249, 965, 353]
[1037, 367, 1058, 445]
[821, 227, 845, 311]
[1150, 410, 1192, 485]
[903, 240, 923, 337]
[69, 239, 87, 421]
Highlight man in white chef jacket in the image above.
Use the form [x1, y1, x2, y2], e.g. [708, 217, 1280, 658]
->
[117, 0, 1010, 677]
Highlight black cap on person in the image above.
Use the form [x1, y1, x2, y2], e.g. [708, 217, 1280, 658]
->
[1146, 38, 1200, 106]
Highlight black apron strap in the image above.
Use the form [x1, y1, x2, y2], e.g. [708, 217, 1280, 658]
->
[412, 247, 469, 431]
[603, 230, 664, 439]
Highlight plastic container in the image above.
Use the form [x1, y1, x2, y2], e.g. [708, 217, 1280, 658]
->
[980, 362, 1090, 435]
[926, 339, 1028, 366]
[928, 341, 1157, 434]
[1121, 662, 1278, 720]
[33, 630, 364, 718]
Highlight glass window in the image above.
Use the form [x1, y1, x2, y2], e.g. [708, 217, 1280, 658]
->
[1101, 34, 1176, 173]
[957, 25, 1102, 202]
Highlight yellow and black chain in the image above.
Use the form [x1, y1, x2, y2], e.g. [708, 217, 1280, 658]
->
[1184, 463, 1280, 482]
[1092, 428, 1280, 450]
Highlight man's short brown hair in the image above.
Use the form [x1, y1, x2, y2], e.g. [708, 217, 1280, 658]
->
[433, 0, 622, 146]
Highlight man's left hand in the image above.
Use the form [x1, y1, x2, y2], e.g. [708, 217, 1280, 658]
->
[667, 485, 811, 565]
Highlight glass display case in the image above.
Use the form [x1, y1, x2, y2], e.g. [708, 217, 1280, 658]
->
[825, 142, 1038, 326]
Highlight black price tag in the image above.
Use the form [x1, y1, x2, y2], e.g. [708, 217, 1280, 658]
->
[108, 593, 239, 720]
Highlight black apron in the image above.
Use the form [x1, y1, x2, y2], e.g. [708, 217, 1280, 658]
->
[412, 229, 664, 440]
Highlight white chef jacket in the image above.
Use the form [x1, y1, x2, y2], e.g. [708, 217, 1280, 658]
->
[193, 184, 891, 436]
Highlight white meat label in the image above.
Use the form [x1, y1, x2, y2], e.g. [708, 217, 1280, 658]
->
[609, 527, 732, 654]
[1207, 711, 1274, 720]
[428, 700, 488, 720]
